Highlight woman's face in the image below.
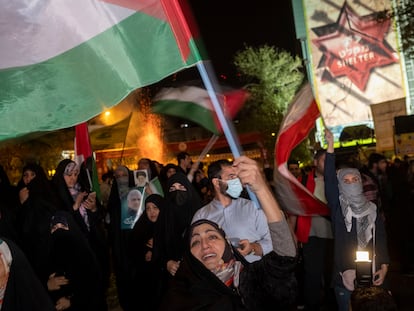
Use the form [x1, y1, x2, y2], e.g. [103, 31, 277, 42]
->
[63, 170, 79, 188]
[190, 223, 226, 271]
[342, 173, 361, 184]
[22, 169, 36, 185]
[169, 182, 187, 192]
[145, 202, 160, 222]
[166, 168, 176, 179]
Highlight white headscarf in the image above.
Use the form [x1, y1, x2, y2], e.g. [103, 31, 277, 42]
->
[0, 239, 12, 306]
[337, 168, 377, 249]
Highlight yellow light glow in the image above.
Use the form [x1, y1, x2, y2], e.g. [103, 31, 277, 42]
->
[355, 251, 371, 262]
[105, 111, 110, 117]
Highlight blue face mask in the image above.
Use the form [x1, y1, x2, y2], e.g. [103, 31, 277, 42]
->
[225, 178, 243, 198]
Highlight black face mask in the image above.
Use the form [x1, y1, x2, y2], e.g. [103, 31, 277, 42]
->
[170, 190, 189, 206]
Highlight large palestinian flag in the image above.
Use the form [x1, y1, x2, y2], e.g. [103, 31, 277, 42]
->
[0, 0, 201, 141]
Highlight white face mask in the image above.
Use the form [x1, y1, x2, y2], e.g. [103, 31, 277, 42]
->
[225, 178, 243, 198]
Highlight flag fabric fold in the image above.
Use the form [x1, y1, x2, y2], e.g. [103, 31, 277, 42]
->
[275, 83, 329, 216]
[0, 0, 201, 142]
[152, 85, 248, 135]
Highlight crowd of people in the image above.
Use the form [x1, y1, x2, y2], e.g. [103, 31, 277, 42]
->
[0, 134, 411, 310]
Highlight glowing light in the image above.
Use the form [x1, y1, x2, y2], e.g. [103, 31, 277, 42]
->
[355, 251, 371, 262]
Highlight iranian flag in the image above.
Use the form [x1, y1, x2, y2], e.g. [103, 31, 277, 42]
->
[275, 83, 329, 216]
[152, 86, 249, 135]
[0, 0, 201, 141]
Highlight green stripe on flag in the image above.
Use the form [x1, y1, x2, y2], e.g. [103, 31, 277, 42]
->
[0, 12, 200, 141]
[152, 99, 218, 134]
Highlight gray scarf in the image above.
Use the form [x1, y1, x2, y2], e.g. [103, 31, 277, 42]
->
[337, 168, 377, 249]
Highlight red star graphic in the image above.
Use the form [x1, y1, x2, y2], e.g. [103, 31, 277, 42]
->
[312, 3, 398, 91]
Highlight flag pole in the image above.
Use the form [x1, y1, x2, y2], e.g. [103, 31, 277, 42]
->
[196, 61, 260, 208]
[194, 134, 219, 165]
[196, 61, 242, 157]
[161, 0, 259, 207]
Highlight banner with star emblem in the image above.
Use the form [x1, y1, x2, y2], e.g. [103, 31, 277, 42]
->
[303, 0, 406, 128]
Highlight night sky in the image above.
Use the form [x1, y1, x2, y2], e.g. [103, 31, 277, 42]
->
[187, 0, 301, 78]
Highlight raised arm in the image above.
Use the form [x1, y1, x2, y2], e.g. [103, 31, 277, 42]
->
[324, 129, 340, 211]
[232, 156, 296, 256]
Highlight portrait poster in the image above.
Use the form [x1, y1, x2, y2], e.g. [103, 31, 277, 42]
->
[120, 186, 145, 230]
[303, 0, 406, 128]
[134, 169, 149, 187]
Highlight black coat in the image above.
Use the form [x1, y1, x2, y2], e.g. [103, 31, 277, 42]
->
[48, 219, 105, 311]
[159, 243, 298, 311]
[1, 238, 55, 311]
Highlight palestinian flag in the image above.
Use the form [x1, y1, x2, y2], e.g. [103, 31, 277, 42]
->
[75, 123, 101, 200]
[0, 0, 202, 141]
[152, 85, 248, 135]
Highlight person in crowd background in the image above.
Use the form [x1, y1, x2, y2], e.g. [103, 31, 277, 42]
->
[350, 286, 397, 311]
[359, 153, 390, 216]
[137, 157, 159, 181]
[47, 210, 106, 311]
[288, 159, 303, 179]
[99, 171, 113, 213]
[159, 156, 298, 311]
[0, 165, 18, 244]
[107, 165, 137, 311]
[163, 171, 202, 277]
[176, 152, 199, 182]
[159, 163, 177, 195]
[287, 150, 334, 311]
[176, 152, 192, 175]
[191, 162, 211, 205]
[0, 238, 55, 311]
[192, 159, 273, 263]
[129, 194, 169, 311]
[51, 159, 109, 308]
[15, 163, 59, 283]
[324, 128, 390, 311]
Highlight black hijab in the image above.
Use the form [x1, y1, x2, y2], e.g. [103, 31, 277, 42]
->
[1, 238, 55, 311]
[160, 219, 298, 311]
[130, 194, 166, 262]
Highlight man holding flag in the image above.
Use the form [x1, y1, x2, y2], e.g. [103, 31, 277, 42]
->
[274, 82, 334, 310]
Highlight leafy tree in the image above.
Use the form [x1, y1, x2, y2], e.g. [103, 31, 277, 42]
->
[233, 44, 311, 161]
[378, 1, 414, 58]
[393, 0, 413, 59]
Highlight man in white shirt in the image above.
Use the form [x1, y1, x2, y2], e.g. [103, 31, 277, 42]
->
[191, 159, 273, 263]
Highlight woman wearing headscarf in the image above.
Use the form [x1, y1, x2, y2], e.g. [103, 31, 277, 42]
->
[159, 156, 298, 311]
[47, 210, 106, 311]
[15, 163, 59, 282]
[324, 129, 390, 311]
[51, 159, 109, 305]
[0, 238, 55, 310]
[107, 165, 137, 311]
[129, 194, 169, 311]
[0, 165, 18, 243]
[163, 171, 202, 277]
